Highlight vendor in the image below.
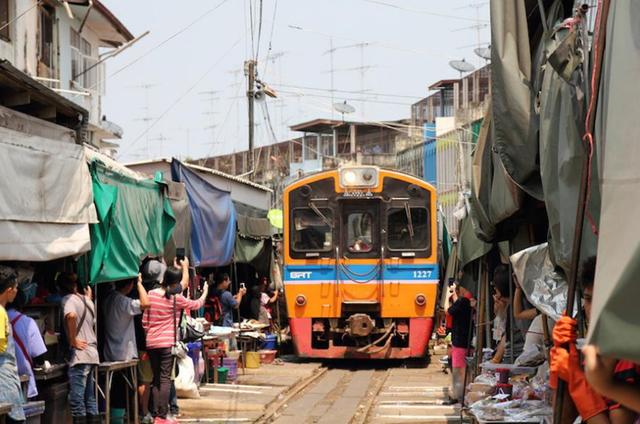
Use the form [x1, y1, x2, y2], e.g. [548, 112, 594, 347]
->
[59, 272, 100, 424]
[551, 257, 639, 423]
[0, 265, 26, 423]
[102, 273, 150, 416]
[7, 285, 47, 399]
[490, 266, 524, 364]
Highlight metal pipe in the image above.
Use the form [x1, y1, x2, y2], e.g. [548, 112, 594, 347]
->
[553, 1, 610, 420]
[78, 0, 93, 34]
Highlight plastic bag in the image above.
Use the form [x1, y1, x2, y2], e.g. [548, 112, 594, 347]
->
[174, 356, 200, 399]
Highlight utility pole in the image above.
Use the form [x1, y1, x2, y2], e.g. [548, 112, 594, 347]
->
[245, 59, 257, 176]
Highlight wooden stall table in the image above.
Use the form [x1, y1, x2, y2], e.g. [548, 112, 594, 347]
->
[19, 374, 29, 401]
[34, 363, 67, 382]
[97, 360, 138, 424]
[236, 331, 263, 375]
[0, 403, 12, 424]
[202, 335, 224, 384]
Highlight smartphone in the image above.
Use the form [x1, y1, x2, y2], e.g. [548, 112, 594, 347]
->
[448, 278, 456, 287]
[176, 247, 185, 262]
[240, 282, 246, 290]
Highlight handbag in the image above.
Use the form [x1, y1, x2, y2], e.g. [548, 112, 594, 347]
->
[171, 296, 188, 359]
[179, 312, 206, 343]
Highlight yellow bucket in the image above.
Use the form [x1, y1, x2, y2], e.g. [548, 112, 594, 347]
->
[245, 352, 261, 368]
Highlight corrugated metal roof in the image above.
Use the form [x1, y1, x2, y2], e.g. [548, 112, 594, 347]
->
[123, 158, 273, 193]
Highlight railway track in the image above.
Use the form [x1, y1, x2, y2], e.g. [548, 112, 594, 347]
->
[260, 355, 460, 424]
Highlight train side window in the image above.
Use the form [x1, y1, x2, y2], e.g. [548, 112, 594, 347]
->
[387, 207, 429, 251]
[292, 208, 333, 252]
[346, 212, 374, 253]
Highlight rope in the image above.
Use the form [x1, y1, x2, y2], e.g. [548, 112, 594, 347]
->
[582, 0, 604, 236]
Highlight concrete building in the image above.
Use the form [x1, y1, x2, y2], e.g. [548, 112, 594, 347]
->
[398, 65, 491, 236]
[194, 119, 418, 209]
[0, 0, 134, 154]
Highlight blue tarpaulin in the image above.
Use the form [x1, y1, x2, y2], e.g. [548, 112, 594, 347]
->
[171, 159, 236, 267]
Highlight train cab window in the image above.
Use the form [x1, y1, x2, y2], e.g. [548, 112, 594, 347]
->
[387, 207, 430, 251]
[292, 208, 333, 252]
[346, 212, 374, 253]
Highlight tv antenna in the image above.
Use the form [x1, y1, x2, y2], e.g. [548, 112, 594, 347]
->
[131, 82, 159, 158]
[324, 41, 375, 118]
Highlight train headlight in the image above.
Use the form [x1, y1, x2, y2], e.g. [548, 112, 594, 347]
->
[295, 294, 307, 306]
[415, 294, 426, 306]
[339, 166, 379, 189]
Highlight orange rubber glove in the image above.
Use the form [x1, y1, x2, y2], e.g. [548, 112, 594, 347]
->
[553, 316, 577, 346]
[549, 346, 571, 389]
[551, 343, 608, 420]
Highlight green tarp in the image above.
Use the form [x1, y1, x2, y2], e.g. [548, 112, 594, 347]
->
[89, 161, 175, 284]
[469, 106, 523, 243]
[538, 20, 600, 275]
[234, 214, 273, 275]
[490, 0, 542, 200]
[588, 0, 640, 363]
[457, 215, 491, 268]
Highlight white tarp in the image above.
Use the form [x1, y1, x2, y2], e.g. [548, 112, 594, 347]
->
[0, 127, 97, 261]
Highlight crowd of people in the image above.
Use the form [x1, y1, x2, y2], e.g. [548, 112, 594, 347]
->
[440, 258, 640, 422]
[0, 255, 276, 424]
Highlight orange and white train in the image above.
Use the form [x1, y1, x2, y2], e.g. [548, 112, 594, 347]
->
[283, 166, 438, 359]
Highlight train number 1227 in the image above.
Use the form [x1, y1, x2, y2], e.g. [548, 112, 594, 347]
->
[413, 270, 432, 279]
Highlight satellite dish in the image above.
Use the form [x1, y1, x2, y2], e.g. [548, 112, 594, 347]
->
[474, 46, 491, 61]
[333, 101, 356, 121]
[449, 58, 476, 77]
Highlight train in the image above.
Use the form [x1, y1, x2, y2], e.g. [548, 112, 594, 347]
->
[282, 165, 439, 359]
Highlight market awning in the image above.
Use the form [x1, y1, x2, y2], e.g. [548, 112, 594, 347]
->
[588, 0, 640, 363]
[89, 160, 175, 284]
[171, 159, 236, 267]
[0, 128, 97, 261]
[235, 215, 273, 275]
[162, 180, 192, 264]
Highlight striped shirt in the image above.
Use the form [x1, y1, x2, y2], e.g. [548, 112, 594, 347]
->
[142, 289, 204, 349]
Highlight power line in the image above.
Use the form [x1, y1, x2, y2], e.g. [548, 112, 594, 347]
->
[255, 0, 264, 62]
[120, 37, 242, 158]
[111, 0, 231, 80]
[361, 0, 489, 23]
[277, 89, 413, 106]
[262, 0, 279, 76]
[271, 83, 422, 99]
[288, 24, 453, 60]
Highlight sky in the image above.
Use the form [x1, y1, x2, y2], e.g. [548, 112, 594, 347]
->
[101, 0, 490, 163]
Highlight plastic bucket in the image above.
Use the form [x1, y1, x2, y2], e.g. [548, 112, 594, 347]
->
[217, 367, 229, 384]
[109, 408, 126, 424]
[222, 357, 238, 381]
[261, 334, 277, 350]
[245, 351, 261, 368]
[259, 349, 277, 364]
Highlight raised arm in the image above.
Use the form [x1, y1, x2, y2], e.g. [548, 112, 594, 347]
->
[137, 273, 150, 310]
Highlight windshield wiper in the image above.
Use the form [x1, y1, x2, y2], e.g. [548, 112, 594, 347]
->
[309, 202, 333, 229]
[404, 202, 414, 239]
